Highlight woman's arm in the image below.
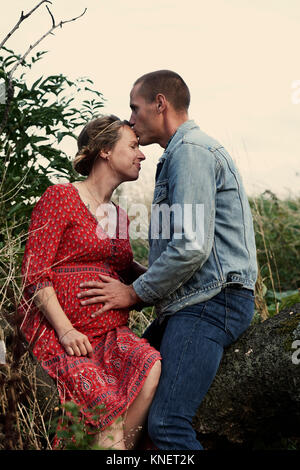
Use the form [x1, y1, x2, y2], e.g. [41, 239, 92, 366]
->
[21, 185, 92, 357]
[131, 260, 148, 278]
[33, 286, 93, 357]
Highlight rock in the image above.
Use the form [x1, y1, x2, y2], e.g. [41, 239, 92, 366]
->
[193, 303, 300, 448]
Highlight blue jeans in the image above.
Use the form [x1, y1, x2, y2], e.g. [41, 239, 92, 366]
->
[142, 287, 255, 450]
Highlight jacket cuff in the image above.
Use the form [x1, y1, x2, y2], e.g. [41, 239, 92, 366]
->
[132, 276, 161, 304]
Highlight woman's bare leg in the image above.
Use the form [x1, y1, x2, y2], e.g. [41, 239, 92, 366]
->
[123, 360, 161, 449]
[92, 360, 161, 450]
[94, 416, 126, 450]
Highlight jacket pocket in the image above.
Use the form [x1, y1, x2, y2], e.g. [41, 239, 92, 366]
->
[151, 181, 170, 239]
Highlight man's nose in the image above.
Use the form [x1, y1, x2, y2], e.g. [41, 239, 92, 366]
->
[129, 113, 135, 126]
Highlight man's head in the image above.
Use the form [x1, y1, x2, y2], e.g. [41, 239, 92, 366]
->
[129, 70, 190, 147]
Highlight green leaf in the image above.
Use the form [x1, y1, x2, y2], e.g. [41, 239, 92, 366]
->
[261, 283, 268, 297]
[31, 76, 44, 90]
[57, 430, 71, 439]
[8, 201, 25, 216]
[279, 292, 300, 311]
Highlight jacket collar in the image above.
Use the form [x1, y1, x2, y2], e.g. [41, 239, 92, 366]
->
[158, 119, 199, 163]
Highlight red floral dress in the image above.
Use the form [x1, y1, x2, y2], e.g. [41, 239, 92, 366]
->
[18, 182, 161, 434]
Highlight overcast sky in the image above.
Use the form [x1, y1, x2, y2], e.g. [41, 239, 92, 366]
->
[1, 0, 300, 200]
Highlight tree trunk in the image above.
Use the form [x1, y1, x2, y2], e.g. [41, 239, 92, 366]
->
[193, 303, 300, 449]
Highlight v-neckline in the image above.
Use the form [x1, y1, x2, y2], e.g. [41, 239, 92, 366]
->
[69, 182, 119, 238]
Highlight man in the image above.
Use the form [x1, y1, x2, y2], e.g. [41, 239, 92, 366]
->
[77, 70, 258, 450]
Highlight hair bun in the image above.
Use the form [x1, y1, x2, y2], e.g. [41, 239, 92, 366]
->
[73, 146, 92, 176]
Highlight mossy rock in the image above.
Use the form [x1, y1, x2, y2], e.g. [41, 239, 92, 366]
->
[194, 303, 300, 448]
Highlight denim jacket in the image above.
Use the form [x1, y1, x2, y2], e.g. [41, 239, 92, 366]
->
[133, 120, 258, 321]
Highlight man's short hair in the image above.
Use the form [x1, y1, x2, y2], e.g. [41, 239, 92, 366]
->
[134, 70, 190, 112]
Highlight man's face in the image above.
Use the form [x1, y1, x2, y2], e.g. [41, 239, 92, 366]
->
[129, 84, 161, 146]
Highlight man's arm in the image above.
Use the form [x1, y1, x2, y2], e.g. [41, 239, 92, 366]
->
[117, 260, 149, 310]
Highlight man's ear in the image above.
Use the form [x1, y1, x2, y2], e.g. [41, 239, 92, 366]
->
[156, 93, 167, 114]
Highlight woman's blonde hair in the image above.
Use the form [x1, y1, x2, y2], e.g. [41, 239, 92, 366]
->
[73, 115, 130, 176]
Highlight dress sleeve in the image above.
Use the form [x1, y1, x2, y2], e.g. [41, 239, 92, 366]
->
[21, 185, 70, 295]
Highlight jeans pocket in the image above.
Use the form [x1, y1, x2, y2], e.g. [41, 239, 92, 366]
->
[224, 289, 255, 342]
[225, 287, 255, 300]
[179, 302, 207, 316]
[197, 292, 227, 333]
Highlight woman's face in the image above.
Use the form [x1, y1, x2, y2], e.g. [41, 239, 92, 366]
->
[105, 125, 146, 182]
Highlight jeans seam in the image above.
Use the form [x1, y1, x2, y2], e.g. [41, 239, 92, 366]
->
[160, 311, 206, 444]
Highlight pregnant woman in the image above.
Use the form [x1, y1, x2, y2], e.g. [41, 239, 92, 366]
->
[18, 115, 161, 450]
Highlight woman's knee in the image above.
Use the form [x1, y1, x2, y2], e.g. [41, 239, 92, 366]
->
[152, 359, 161, 379]
[149, 359, 161, 388]
[140, 360, 161, 400]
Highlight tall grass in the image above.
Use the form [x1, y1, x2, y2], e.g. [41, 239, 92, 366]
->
[250, 190, 300, 318]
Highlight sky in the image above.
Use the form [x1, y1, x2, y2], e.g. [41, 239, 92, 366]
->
[1, 0, 300, 201]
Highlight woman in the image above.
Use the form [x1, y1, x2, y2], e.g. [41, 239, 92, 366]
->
[18, 115, 161, 450]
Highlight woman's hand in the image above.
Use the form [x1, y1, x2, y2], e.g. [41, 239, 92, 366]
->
[59, 328, 93, 357]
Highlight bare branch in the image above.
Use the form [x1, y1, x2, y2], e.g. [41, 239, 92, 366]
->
[8, 8, 87, 77]
[45, 5, 55, 29]
[59, 8, 87, 27]
[0, 0, 52, 51]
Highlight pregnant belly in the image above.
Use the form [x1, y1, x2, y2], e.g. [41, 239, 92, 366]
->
[52, 265, 129, 337]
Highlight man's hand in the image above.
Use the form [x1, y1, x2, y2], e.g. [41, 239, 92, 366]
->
[77, 274, 141, 317]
